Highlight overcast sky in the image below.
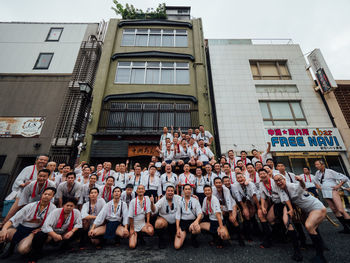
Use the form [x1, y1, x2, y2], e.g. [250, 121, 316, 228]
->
[1, 0, 349, 79]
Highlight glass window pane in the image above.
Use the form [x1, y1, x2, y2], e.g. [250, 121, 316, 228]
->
[259, 102, 270, 119]
[290, 158, 307, 175]
[175, 29, 187, 35]
[135, 34, 148, 46]
[150, 29, 161, 34]
[121, 34, 135, 46]
[175, 35, 187, 47]
[161, 69, 174, 84]
[163, 29, 174, 34]
[269, 102, 293, 119]
[176, 62, 188, 68]
[176, 69, 189, 84]
[263, 121, 273, 126]
[279, 63, 290, 75]
[291, 102, 304, 118]
[274, 120, 296, 126]
[131, 68, 145, 84]
[133, 62, 146, 67]
[118, 61, 131, 67]
[147, 62, 160, 68]
[259, 62, 279, 76]
[149, 35, 161, 46]
[146, 69, 160, 84]
[115, 68, 130, 83]
[136, 29, 148, 33]
[250, 63, 259, 76]
[124, 28, 136, 33]
[35, 54, 53, 69]
[162, 62, 174, 68]
[47, 28, 62, 41]
[162, 35, 174, 46]
[325, 156, 347, 174]
[296, 121, 307, 126]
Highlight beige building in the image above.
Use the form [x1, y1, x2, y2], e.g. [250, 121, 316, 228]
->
[81, 7, 214, 166]
[324, 80, 350, 166]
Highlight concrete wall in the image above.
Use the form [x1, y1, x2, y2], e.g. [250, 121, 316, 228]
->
[0, 23, 97, 74]
[0, 75, 71, 174]
[208, 40, 334, 154]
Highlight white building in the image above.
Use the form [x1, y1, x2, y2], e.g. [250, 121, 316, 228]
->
[207, 39, 349, 174]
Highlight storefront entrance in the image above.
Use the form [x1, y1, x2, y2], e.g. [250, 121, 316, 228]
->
[274, 153, 348, 175]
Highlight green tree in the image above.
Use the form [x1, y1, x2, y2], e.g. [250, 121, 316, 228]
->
[111, 1, 167, 19]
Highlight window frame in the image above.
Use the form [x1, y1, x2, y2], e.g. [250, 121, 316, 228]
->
[250, 60, 291, 80]
[115, 61, 190, 85]
[259, 100, 307, 126]
[33, 52, 54, 70]
[45, 27, 63, 42]
[121, 28, 188, 47]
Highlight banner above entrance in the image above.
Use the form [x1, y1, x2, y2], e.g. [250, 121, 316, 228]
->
[264, 127, 346, 152]
[128, 145, 159, 157]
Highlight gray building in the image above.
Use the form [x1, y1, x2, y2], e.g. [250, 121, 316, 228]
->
[0, 22, 106, 201]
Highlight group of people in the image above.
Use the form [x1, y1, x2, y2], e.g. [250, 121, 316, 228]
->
[0, 125, 349, 263]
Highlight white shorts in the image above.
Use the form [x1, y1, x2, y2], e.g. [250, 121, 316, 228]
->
[134, 219, 145, 232]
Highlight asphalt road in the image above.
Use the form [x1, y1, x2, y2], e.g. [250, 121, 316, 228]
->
[3, 213, 350, 263]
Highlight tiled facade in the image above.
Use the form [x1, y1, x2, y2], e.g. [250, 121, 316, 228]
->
[208, 40, 333, 153]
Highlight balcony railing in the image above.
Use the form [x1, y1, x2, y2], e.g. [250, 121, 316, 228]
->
[98, 102, 199, 134]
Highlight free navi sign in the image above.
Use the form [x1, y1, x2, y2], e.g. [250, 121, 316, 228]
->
[265, 127, 346, 152]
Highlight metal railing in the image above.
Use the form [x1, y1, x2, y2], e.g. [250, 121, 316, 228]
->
[98, 102, 199, 133]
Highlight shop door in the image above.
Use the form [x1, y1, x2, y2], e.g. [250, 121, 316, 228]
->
[289, 157, 307, 175]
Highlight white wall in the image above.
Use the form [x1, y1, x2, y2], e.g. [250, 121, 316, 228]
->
[208, 40, 333, 154]
[0, 23, 94, 74]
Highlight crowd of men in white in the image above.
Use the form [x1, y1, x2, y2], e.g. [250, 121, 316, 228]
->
[0, 125, 349, 263]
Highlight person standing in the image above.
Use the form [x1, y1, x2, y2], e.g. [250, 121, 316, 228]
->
[314, 159, 350, 234]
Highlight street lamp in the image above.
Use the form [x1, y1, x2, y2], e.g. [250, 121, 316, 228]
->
[79, 82, 92, 95]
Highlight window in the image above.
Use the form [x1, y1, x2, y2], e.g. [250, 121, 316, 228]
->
[104, 102, 196, 132]
[46, 28, 63, 41]
[259, 101, 307, 126]
[121, 28, 188, 47]
[33, 53, 54, 69]
[250, 60, 291, 80]
[0, 155, 6, 169]
[115, 61, 189, 85]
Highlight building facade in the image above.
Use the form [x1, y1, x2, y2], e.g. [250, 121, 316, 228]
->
[207, 39, 349, 175]
[324, 80, 350, 165]
[0, 22, 105, 200]
[81, 8, 214, 166]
